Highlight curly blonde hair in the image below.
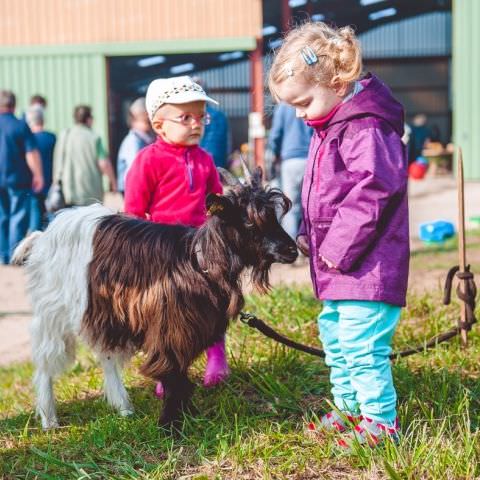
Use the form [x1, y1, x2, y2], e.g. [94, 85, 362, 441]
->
[268, 22, 363, 99]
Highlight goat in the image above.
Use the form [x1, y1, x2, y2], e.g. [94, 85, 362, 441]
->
[12, 166, 298, 429]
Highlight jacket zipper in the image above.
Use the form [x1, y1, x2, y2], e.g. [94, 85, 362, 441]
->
[184, 150, 194, 191]
[306, 132, 325, 295]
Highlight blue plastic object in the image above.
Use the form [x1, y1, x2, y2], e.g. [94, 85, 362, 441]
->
[415, 155, 429, 166]
[419, 220, 455, 243]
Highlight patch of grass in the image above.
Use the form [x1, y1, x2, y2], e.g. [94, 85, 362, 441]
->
[1, 284, 480, 478]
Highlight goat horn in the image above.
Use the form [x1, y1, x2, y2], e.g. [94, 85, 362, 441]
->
[240, 154, 252, 185]
[217, 167, 241, 187]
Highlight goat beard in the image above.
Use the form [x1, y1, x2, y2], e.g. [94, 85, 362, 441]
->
[250, 258, 271, 294]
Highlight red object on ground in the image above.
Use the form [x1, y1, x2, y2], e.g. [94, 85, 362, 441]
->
[408, 161, 428, 180]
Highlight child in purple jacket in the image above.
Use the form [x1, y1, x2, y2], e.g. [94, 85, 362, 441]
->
[268, 22, 409, 451]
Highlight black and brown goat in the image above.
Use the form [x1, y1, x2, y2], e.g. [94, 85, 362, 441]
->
[12, 166, 298, 429]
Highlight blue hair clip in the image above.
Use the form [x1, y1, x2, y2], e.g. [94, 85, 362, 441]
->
[301, 46, 318, 66]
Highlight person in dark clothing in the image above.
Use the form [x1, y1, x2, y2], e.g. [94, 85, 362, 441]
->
[0, 90, 44, 263]
[200, 104, 230, 168]
[193, 77, 231, 168]
[268, 103, 312, 239]
[408, 113, 431, 163]
[25, 105, 56, 230]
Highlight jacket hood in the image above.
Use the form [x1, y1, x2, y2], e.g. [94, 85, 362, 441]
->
[326, 73, 405, 136]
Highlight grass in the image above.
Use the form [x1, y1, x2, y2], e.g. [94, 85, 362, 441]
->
[1, 241, 480, 478]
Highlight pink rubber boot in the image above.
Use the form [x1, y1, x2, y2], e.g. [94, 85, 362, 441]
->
[203, 337, 230, 387]
[154, 337, 230, 399]
[154, 382, 165, 399]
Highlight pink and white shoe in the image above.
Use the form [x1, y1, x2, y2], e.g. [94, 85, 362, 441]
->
[306, 410, 361, 435]
[336, 416, 400, 452]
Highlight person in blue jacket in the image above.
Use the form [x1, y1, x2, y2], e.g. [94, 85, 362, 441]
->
[268, 102, 313, 239]
[25, 105, 56, 231]
[116, 97, 154, 195]
[0, 90, 44, 263]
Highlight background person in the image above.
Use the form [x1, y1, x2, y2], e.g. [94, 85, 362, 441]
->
[53, 105, 116, 207]
[193, 77, 231, 169]
[408, 113, 431, 164]
[268, 102, 312, 239]
[0, 90, 44, 263]
[200, 103, 230, 168]
[29, 94, 47, 110]
[25, 105, 56, 231]
[116, 97, 154, 195]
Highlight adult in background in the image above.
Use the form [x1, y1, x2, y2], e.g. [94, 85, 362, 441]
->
[268, 102, 312, 239]
[408, 113, 431, 164]
[116, 97, 154, 195]
[25, 106, 56, 230]
[0, 90, 44, 264]
[54, 105, 116, 207]
[21, 94, 47, 122]
[193, 77, 230, 168]
[29, 94, 47, 110]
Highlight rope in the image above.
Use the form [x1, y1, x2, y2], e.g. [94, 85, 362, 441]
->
[240, 265, 477, 360]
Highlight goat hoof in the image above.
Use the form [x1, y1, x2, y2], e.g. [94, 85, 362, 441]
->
[42, 419, 59, 430]
[158, 413, 181, 428]
[120, 408, 134, 417]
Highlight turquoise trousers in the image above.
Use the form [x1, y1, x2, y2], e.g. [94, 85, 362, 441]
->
[318, 300, 401, 425]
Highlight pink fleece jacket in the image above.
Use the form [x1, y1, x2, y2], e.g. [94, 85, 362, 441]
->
[124, 136, 223, 227]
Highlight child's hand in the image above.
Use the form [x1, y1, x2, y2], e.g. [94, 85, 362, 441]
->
[319, 254, 338, 270]
[296, 235, 310, 257]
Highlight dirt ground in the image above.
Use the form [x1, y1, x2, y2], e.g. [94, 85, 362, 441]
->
[1, 177, 480, 366]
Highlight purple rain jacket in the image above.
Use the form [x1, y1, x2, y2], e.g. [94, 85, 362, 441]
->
[299, 73, 409, 307]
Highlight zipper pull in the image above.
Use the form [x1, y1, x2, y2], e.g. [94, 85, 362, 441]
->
[185, 150, 193, 191]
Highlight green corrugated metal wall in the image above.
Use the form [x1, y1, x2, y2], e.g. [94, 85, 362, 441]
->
[0, 54, 108, 151]
[453, 0, 480, 180]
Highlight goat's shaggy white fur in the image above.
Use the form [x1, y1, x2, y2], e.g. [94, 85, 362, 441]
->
[12, 205, 134, 429]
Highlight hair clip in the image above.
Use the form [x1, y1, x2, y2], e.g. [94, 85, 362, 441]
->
[301, 46, 318, 66]
[285, 65, 294, 77]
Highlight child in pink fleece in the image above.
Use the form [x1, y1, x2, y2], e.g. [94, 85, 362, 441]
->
[124, 76, 229, 395]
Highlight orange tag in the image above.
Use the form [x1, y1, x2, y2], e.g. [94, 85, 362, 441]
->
[207, 203, 224, 216]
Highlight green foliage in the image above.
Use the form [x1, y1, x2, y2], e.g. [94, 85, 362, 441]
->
[1, 285, 479, 479]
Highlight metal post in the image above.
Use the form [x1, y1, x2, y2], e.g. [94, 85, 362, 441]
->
[306, 0, 313, 18]
[457, 147, 468, 347]
[250, 36, 265, 169]
[282, 0, 292, 32]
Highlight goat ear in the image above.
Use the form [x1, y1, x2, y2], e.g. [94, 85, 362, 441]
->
[217, 167, 241, 187]
[251, 166, 263, 188]
[206, 193, 232, 219]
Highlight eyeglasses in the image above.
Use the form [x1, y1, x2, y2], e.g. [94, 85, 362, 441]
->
[162, 112, 211, 126]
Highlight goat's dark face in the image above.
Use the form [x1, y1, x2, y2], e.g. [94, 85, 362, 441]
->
[206, 167, 298, 290]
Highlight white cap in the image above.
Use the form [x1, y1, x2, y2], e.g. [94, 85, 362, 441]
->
[145, 75, 218, 121]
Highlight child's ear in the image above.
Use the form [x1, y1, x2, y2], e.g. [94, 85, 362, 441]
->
[151, 118, 163, 133]
[334, 80, 350, 97]
[206, 193, 233, 220]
